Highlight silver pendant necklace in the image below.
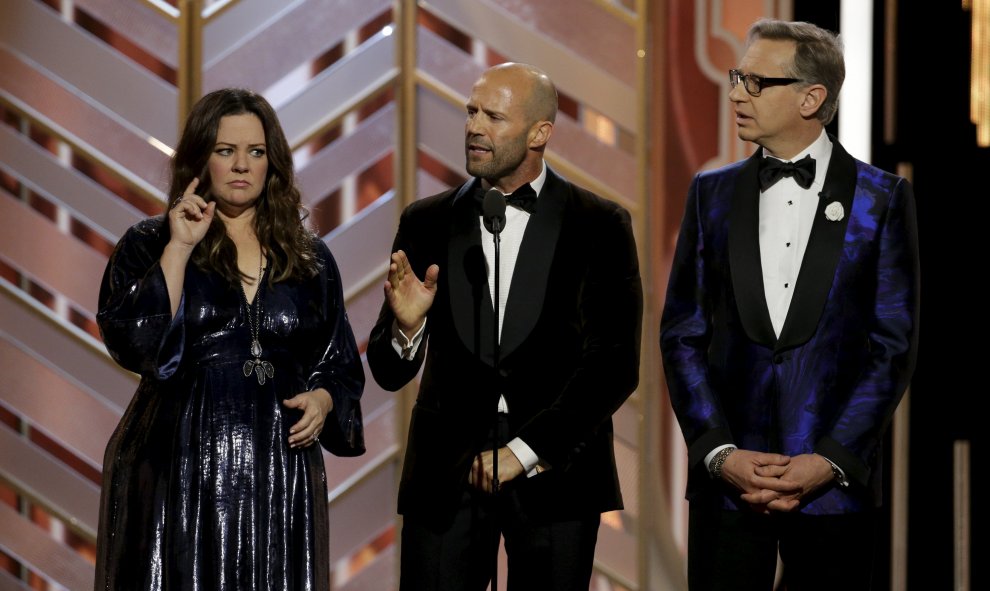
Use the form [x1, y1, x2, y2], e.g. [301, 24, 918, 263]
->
[241, 251, 273, 385]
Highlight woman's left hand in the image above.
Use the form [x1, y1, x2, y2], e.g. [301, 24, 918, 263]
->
[283, 388, 334, 448]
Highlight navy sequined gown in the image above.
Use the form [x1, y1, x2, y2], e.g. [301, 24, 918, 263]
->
[94, 218, 364, 591]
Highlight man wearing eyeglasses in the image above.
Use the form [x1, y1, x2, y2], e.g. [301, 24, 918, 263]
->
[660, 18, 919, 590]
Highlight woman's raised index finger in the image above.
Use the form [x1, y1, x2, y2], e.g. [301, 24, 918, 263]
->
[184, 176, 200, 196]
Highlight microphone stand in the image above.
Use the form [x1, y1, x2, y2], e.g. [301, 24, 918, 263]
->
[492, 212, 501, 495]
[490, 213, 502, 591]
[482, 189, 506, 590]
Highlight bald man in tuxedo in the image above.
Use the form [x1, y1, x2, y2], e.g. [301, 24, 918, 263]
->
[368, 63, 642, 591]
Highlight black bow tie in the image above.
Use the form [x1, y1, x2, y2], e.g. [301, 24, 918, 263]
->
[758, 154, 816, 191]
[505, 184, 538, 214]
[474, 183, 538, 214]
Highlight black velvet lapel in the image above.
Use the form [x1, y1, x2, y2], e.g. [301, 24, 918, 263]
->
[775, 137, 857, 351]
[448, 179, 496, 365]
[729, 150, 777, 347]
[498, 168, 566, 359]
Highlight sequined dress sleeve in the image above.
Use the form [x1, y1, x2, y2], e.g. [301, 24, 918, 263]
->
[308, 239, 365, 456]
[97, 217, 185, 379]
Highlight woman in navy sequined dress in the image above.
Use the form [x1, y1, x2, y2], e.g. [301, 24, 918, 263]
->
[94, 88, 364, 591]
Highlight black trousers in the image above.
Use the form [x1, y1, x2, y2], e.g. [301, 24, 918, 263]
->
[688, 502, 879, 591]
[399, 415, 601, 591]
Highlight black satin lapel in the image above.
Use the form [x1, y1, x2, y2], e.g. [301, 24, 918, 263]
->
[728, 151, 777, 347]
[776, 138, 857, 351]
[448, 180, 495, 365]
[499, 170, 567, 359]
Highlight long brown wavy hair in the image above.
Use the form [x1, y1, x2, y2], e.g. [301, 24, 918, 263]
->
[167, 88, 318, 285]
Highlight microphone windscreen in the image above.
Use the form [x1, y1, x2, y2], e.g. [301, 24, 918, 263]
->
[482, 188, 506, 234]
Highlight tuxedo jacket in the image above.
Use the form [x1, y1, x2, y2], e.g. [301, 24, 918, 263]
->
[368, 168, 643, 526]
[660, 138, 919, 514]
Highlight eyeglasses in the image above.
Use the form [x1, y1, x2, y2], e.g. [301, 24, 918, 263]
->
[729, 69, 803, 97]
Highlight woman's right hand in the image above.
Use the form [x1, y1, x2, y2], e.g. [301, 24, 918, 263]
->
[168, 177, 216, 249]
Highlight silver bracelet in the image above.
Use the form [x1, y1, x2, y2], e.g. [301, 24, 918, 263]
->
[709, 447, 735, 480]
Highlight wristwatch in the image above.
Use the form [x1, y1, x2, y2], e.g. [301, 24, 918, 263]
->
[824, 457, 849, 488]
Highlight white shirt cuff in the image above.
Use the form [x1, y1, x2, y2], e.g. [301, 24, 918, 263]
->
[506, 437, 544, 478]
[390, 318, 426, 360]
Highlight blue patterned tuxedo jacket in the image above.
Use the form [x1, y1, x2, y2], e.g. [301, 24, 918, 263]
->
[660, 137, 919, 514]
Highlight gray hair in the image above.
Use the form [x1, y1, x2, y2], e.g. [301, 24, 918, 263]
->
[748, 19, 845, 125]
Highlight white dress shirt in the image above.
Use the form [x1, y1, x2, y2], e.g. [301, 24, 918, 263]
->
[759, 129, 833, 337]
[391, 162, 549, 477]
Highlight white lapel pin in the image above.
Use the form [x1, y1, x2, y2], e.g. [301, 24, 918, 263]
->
[824, 201, 844, 222]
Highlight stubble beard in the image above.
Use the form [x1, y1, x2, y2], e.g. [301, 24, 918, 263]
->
[465, 136, 528, 182]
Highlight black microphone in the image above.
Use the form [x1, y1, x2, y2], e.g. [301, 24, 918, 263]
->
[482, 188, 506, 234]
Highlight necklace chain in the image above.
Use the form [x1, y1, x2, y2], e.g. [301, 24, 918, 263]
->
[241, 251, 273, 384]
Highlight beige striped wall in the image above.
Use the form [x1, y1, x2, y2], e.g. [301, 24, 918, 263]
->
[0, 1, 820, 590]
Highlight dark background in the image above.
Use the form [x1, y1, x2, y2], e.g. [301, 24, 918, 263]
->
[794, 2, 985, 589]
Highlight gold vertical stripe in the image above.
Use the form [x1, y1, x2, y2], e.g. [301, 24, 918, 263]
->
[394, 0, 418, 584]
[177, 0, 203, 133]
[397, 0, 417, 209]
[636, 0, 651, 589]
[969, 0, 981, 123]
[953, 440, 971, 591]
[979, 0, 990, 144]
[890, 387, 910, 591]
[969, 0, 990, 145]
[890, 161, 913, 591]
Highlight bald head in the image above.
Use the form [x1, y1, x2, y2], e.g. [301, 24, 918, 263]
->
[480, 62, 558, 126]
[464, 62, 557, 191]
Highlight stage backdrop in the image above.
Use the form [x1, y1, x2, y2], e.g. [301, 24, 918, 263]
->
[1, 1, 865, 590]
